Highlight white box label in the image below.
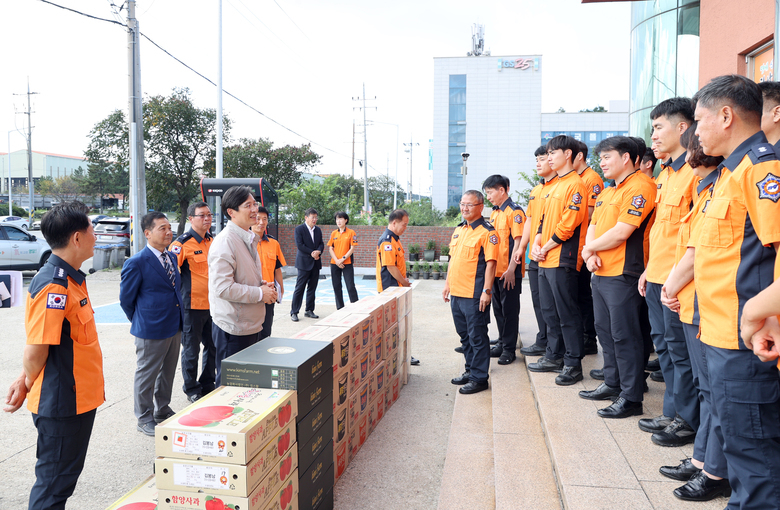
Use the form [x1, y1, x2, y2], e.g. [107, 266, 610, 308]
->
[172, 463, 230, 489]
[171, 431, 229, 457]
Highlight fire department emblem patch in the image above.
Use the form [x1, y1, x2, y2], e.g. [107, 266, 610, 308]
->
[631, 195, 646, 209]
[572, 192, 583, 205]
[757, 173, 780, 202]
[489, 234, 498, 245]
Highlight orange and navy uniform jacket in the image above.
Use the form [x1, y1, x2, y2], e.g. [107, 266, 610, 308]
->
[169, 229, 213, 310]
[25, 255, 105, 417]
[646, 152, 697, 284]
[538, 169, 588, 270]
[675, 170, 718, 326]
[376, 228, 406, 292]
[328, 227, 358, 265]
[257, 233, 287, 285]
[527, 177, 557, 264]
[447, 217, 499, 298]
[489, 197, 526, 277]
[579, 167, 605, 211]
[590, 170, 657, 277]
[693, 132, 780, 350]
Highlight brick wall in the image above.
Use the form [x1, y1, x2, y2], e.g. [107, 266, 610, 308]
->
[278, 224, 454, 268]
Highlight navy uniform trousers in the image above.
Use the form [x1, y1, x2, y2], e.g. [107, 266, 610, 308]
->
[451, 296, 490, 383]
[578, 264, 598, 345]
[527, 261, 547, 349]
[491, 267, 521, 354]
[181, 308, 216, 399]
[539, 266, 583, 367]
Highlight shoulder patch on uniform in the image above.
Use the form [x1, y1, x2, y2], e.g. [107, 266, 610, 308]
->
[595, 201, 603, 207]
[170, 245, 182, 254]
[627, 209, 642, 216]
[176, 233, 192, 243]
[453, 233, 459, 239]
[657, 183, 662, 189]
[46, 293, 67, 309]
[593, 184, 601, 194]
[631, 195, 646, 209]
[529, 195, 536, 201]
[514, 214, 523, 224]
[353, 235, 357, 241]
[749, 143, 777, 163]
[52, 266, 68, 282]
[384, 244, 393, 251]
[489, 234, 498, 245]
[572, 192, 583, 205]
[756, 173, 780, 202]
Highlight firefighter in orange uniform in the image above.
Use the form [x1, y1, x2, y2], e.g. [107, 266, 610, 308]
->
[251, 206, 287, 339]
[328, 211, 359, 309]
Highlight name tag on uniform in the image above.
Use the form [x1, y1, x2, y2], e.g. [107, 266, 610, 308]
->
[194, 250, 203, 255]
[80, 298, 88, 307]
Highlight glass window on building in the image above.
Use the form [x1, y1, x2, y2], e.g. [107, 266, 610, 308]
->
[748, 42, 774, 83]
[448, 74, 467, 208]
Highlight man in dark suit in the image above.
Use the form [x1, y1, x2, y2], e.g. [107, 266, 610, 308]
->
[120, 212, 183, 436]
[290, 208, 324, 321]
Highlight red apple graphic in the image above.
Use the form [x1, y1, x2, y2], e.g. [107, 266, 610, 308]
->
[204, 496, 224, 510]
[283, 430, 290, 451]
[277, 435, 285, 456]
[178, 414, 212, 427]
[280, 485, 289, 509]
[286, 485, 293, 504]
[117, 504, 156, 510]
[190, 406, 236, 422]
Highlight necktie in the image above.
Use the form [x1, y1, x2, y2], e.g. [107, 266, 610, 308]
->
[162, 253, 175, 287]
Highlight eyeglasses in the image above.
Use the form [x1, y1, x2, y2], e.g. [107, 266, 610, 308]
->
[192, 214, 213, 219]
[459, 202, 483, 208]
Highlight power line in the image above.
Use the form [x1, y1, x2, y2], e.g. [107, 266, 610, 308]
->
[271, 0, 311, 42]
[37, 0, 351, 161]
[228, 0, 302, 59]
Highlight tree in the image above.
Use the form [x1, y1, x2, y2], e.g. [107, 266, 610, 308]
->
[579, 105, 607, 112]
[402, 198, 445, 226]
[278, 174, 363, 224]
[143, 88, 230, 235]
[83, 110, 130, 211]
[367, 175, 405, 217]
[556, 107, 566, 113]
[516, 169, 541, 207]
[37, 174, 85, 204]
[215, 138, 321, 190]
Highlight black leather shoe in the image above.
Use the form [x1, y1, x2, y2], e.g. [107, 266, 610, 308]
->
[186, 394, 202, 403]
[597, 397, 643, 419]
[290, 313, 299, 322]
[579, 382, 620, 401]
[527, 357, 563, 372]
[459, 380, 489, 394]
[454, 345, 464, 353]
[650, 369, 664, 382]
[154, 410, 176, 424]
[555, 365, 583, 386]
[410, 356, 420, 366]
[673, 471, 731, 501]
[659, 458, 700, 481]
[490, 338, 500, 345]
[451, 371, 470, 385]
[497, 352, 516, 365]
[638, 414, 673, 433]
[590, 368, 605, 380]
[137, 422, 156, 436]
[490, 345, 502, 358]
[645, 358, 661, 372]
[304, 311, 319, 319]
[519, 344, 546, 356]
[652, 415, 696, 447]
[583, 340, 598, 355]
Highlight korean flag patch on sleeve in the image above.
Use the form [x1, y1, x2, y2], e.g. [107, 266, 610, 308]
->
[47, 293, 67, 309]
[384, 244, 393, 251]
[170, 245, 182, 255]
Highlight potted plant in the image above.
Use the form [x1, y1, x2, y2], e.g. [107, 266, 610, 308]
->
[442, 261, 448, 279]
[431, 261, 441, 280]
[420, 260, 430, 279]
[440, 245, 450, 262]
[424, 239, 436, 262]
[411, 261, 421, 280]
[408, 243, 420, 261]
[406, 261, 412, 276]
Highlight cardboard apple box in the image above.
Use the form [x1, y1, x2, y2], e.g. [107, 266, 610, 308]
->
[371, 361, 385, 402]
[156, 387, 296, 465]
[347, 416, 360, 462]
[343, 299, 383, 339]
[106, 474, 158, 510]
[400, 338, 408, 386]
[334, 440, 348, 484]
[383, 285, 410, 319]
[307, 326, 352, 374]
[333, 367, 349, 408]
[347, 357, 360, 397]
[155, 425, 296, 497]
[382, 324, 398, 360]
[347, 381, 369, 434]
[357, 413, 368, 447]
[391, 374, 401, 403]
[288, 325, 330, 341]
[333, 399, 348, 447]
[367, 337, 377, 374]
[358, 349, 370, 382]
[367, 396, 378, 435]
[260, 468, 298, 510]
[374, 293, 398, 330]
[367, 365, 379, 403]
[317, 314, 370, 361]
[384, 384, 393, 413]
[398, 315, 407, 346]
[374, 333, 385, 367]
[387, 349, 399, 379]
[376, 390, 386, 423]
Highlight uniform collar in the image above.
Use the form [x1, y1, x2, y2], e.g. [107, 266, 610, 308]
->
[697, 168, 718, 195]
[466, 217, 488, 229]
[615, 170, 640, 189]
[187, 227, 212, 243]
[498, 197, 515, 211]
[668, 151, 687, 172]
[720, 131, 770, 173]
[663, 158, 672, 169]
[49, 254, 85, 285]
[557, 169, 578, 180]
[383, 228, 399, 241]
[774, 138, 780, 154]
[543, 176, 558, 186]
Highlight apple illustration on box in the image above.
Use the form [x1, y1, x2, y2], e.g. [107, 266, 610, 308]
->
[117, 504, 156, 510]
[177, 406, 243, 428]
[279, 483, 294, 509]
[276, 428, 291, 456]
[204, 496, 237, 510]
[277, 401, 292, 427]
[279, 454, 293, 480]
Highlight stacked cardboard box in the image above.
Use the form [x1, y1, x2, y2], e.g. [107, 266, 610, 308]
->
[106, 475, 158, 510]
[152, 386, 299, 510]
[220, 338, 334, 510]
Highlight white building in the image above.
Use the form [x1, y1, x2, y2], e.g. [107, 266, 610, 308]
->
[0, 150, 87, 193]
[541, 101, 629, 155]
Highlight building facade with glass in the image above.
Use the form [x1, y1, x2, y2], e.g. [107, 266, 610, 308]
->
[0, 150, 87, 193]
[541, 101, 630, 156]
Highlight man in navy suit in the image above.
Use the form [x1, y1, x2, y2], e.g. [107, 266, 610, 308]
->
[290, 208, 324, 321]
[120, 212, 183, 436]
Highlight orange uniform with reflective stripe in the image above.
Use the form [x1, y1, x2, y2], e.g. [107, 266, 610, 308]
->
[579, 167, 605, 209]
[447, 218, 499, 298]
[539, 170, 588, 270]
[26, 256, 105, 416]
[646, 154, 697, 284]
[169, 230, 212, 310]
[489, 198, 525, 277]
[590, 171, 657, 277]
[328, 228, 358, 264]
[694, 134, 780, 349]
[257, 233, 287, 284]
[675, 171, 717, 325]
[376, 229, 406, 292]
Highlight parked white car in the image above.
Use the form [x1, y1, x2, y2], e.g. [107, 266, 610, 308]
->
[0, 216, 29, 230]
[0, 223, 52, 270]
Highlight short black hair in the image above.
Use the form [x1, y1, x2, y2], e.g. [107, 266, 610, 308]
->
[576, 141, 589, 162]
[534, 145, 547, 157]
[388, 209, 408, 223]
[304, 208, 318, 218]
[546, 135, 578, 163]
[642, 148, 658, 168]
[335, 211, 350, 223]
[686, 121, 725, 169]
[759, 81, 780, 110]
[629, 137, 647, 158]
[650, 97, 694, 124]
[41, 201, 90, 250]
[463, 190, 484, 203]
[482, 175, 510, 192]
[257, 206, 269, 216]
[222, 185, 254, 216]
[187, 201, 209, 218]
[679, 124, 695, 153]
[141, 211, 167, 233]
[595, 136, 639, 164]
[693, 74, 763, 124]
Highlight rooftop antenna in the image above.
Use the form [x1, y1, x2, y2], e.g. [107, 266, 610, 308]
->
[468, 24, 488, 57]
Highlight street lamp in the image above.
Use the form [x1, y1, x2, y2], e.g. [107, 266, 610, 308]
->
[461, 152, 470, 196]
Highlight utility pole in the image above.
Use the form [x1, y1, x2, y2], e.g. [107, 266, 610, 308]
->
[215, 0, 224, 232]
[403, 137, 419, 202]
[128, 0, 147, 255]
[13, 79, 37, 223]
[352, 84, 376, 221]
[351, 120, 355, 179]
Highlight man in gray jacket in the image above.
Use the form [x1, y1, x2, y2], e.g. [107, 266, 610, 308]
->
[209, 186, 277, 385]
